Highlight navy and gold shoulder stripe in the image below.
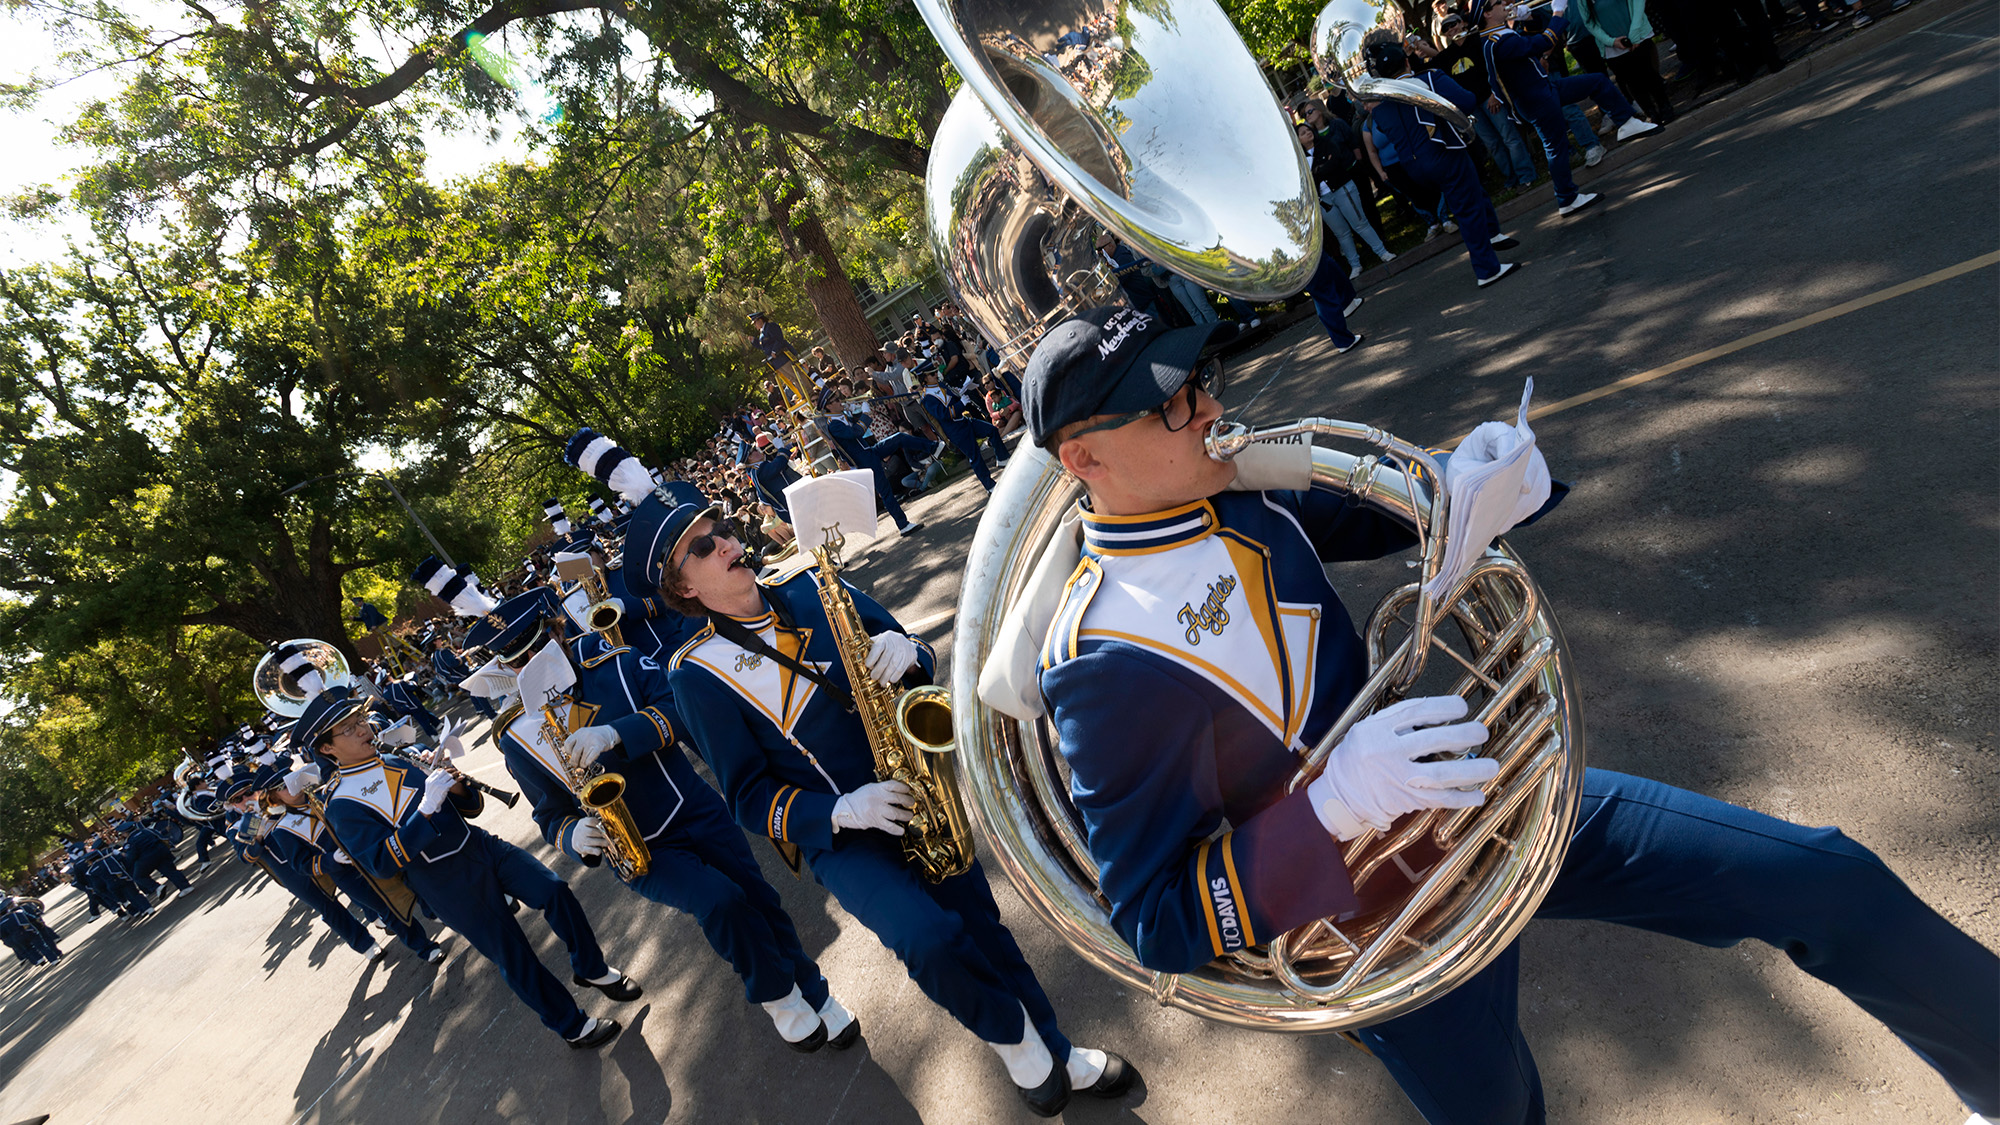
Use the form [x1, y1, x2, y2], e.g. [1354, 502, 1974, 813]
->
[667, 622, 716, 671]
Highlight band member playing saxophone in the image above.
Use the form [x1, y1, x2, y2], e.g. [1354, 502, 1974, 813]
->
[658, 499, 1136, 1117]
[454, 580, 861, 1052]
[1021, 306, 1998, 1124]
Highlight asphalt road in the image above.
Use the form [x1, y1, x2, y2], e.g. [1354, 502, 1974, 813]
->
[1, 6, 1994, 1123]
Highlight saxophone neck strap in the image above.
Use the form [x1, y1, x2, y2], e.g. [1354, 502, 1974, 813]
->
[704, 610, 856, 713]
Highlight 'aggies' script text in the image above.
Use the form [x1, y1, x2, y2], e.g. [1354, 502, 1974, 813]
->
[1177, 575, 1237, 646]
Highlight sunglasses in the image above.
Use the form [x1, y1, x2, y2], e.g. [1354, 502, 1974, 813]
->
[676, 521, 741, 569]
[1066, 358, 1221, 441]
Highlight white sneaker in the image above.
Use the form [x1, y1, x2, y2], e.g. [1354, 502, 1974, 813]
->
[1342, 296, 1363, 317]
[1442, 219, 1459, 233]
[362, 942, 385, 961]
[1595, 115, 1617, 136]
[1476, 262, 1520, 288]
[1559, 191, 1601, 216]
[1584, 145, 1606, 167]
[898, 521, 926, 537]
[1248, 317, 1261, 328]
[1348, 263, 1362, 279]
[1425, 224, 1442, 241]
[1614, 117, 1660, 142]
[1379, 251, 1397, 263]
[1334, 333, 1365, 355]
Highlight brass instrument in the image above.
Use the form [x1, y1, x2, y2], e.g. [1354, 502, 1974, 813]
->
[554, 555, 625, 647]
[252, 638, 349, 718]
[812, 533, 970, 884]
[537, 699, 650, 881]
[768, 349, 841, 477]
[920, 0, 1585, 1031]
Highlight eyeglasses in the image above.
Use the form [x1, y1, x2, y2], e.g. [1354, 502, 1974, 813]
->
[676, 522, 741, 569]
[1066, 359, 1221, 441]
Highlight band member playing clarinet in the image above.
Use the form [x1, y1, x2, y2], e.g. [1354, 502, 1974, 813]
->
[303, 684, 639, 1049]
[1020, 306, 1999, 1124]
[659, 499, 1136, 1117]
[458, 581, 860, 1052]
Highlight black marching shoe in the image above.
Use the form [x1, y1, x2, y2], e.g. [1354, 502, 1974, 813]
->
[1078, 1051, 1138, 1099]
[784, 1023, 829, 1053]
[1017, 1060, 1072, 1118]
[566, 1016, 622, 1050]
[827, 1015, 862, 1050]
[573, 969, 644, 1002]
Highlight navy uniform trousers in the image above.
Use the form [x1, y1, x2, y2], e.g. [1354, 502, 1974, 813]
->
[1355, 768, 2000, 1124]
[921, 396, 1003, 491]
[125, 833, 192, 894]
[1303, 251, 1360, 348]
[87, 858, 151, 916]
[323, 860, 437, 956]
[806, 833, 1072, 1061]
[403, 828, 608, 1039]
[1403, 145, 1504, 281]
[1513, 75, 1639, 207]
[261, 852, 375, 953]
[1, 916, 59, 964]
[622, 791, 829, 1008]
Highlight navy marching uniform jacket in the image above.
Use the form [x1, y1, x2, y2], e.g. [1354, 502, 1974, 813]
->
[494, 636, 696, 866]
[1481, 17, 1571, 123]
[1036, 489, 1419, 973]
[1370, 70, 1479, 155]
[319, 752, 485, 882]
[668, 570, 935, 855]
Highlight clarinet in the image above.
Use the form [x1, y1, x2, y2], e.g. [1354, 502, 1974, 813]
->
[419, 749, 521, 809]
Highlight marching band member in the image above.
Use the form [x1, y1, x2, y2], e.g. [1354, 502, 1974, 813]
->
[1356, 40, 1520, 287]
[822, 402, 931, 536]
[225, 767, 384, 961]
[918, 368, 1007, 492]
[658, 500, 1135, 1116]
[265, 762, 444, 962]
[301, 684, 636, 1048]
[119, 818, 193, 900]
[467, 582, 858, 1051]
[0, 895, 61, 967]
[1477, 0, 1658, 218]
[1017, 306, 1999, 1124]
[79, 836, 151, 921]
[558, 430, 707, 664]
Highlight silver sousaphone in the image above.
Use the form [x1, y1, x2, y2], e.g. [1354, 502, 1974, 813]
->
[923, 0, 1585, 1032]
[251, 638, 350, 718]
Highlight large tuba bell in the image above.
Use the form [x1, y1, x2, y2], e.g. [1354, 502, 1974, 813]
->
[924, 0, 1585, 1031]
[252, 639, 350, 718]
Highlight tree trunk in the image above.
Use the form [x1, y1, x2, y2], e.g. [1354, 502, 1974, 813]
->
[756, 135, 884, 372]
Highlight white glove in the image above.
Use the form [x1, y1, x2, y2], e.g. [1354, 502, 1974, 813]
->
[1549, 0, 1569, 15]
[561, 725, 621, 768]
[283, 764, 324, 797]
[1305, 696, 1499, 841]
[333, 849, 352, 865]
[416, 770, 455, 816]
[570, 817, 609, 859]
[438, 718, 470, 761]
[1425, 379, 1551, 600]
[831, 780, 916, 836]
[864, 631, 920, 685]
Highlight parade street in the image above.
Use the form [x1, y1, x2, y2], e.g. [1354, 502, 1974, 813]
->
[0, 4, 1992, 1123]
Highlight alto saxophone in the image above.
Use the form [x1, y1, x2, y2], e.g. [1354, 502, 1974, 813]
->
[811, 536, 971, 884]
[555, 555, 625, 648]
[541, 698, 651, 882]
